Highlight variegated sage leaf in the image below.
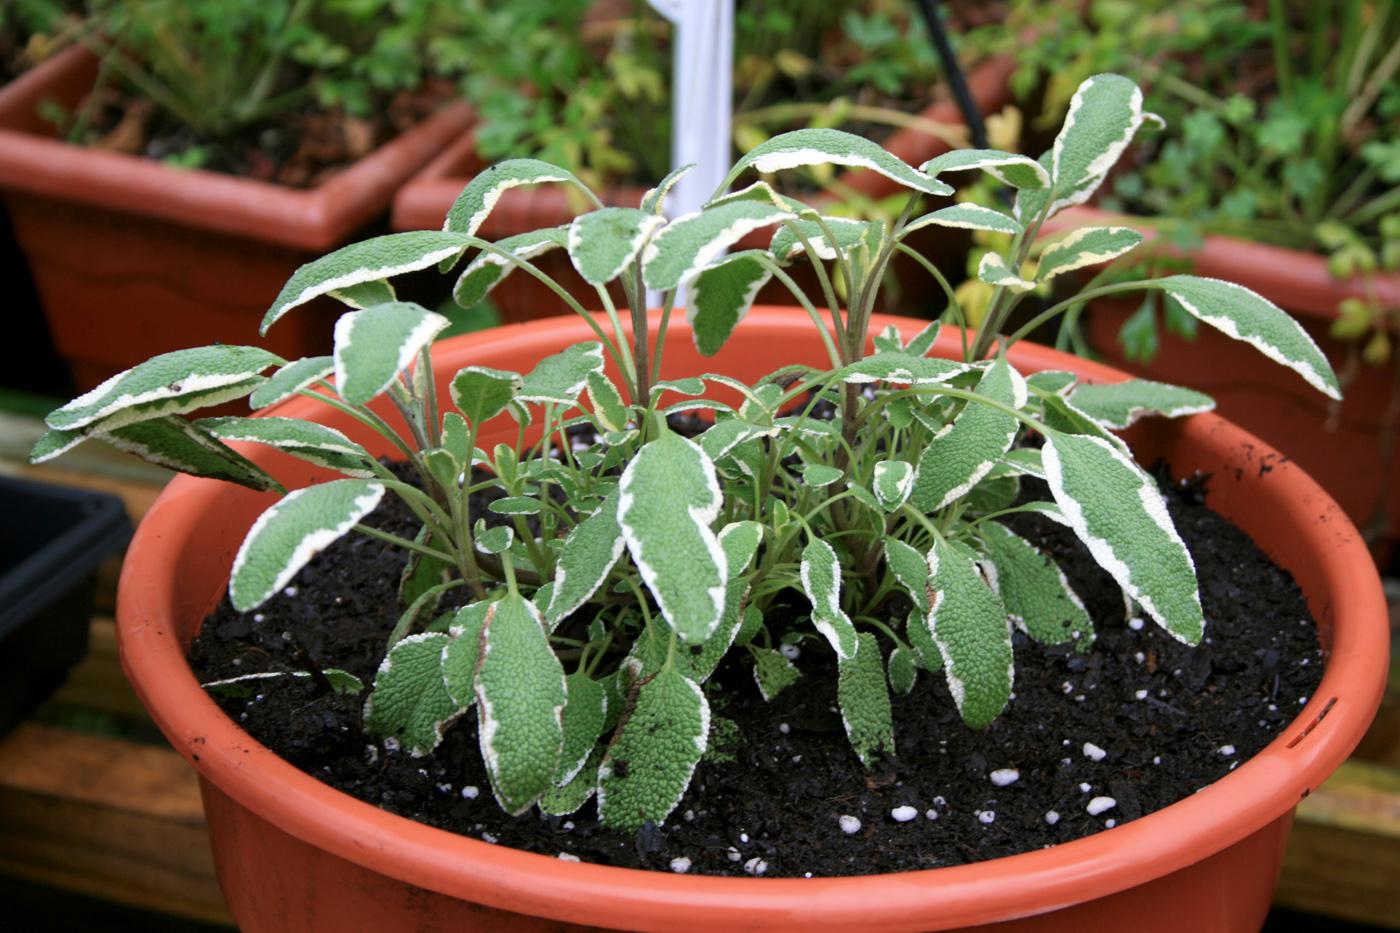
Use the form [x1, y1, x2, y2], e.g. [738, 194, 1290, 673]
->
[598, 664, 709, 831]
[568, 207, 665, 284]
[545, 490, 625, 627]
[27, 427, 84, 464]
[912, 356, 1026, 511]
[980, 521, 1093, 648]
[705, 180, 812, 214]
[398, 524, 452, 613]
[475, 592, 568, 814]
[451, 365, 522, 425]
[46, 345, 280, 432]
[619, 429, 727, 642]
[1150, 275, 1340, 399]
[445, 158, 593, 235]
[441, 601, 492, 706]
[541, 747, 602, 816]
[837, 351, 965, 385]
[873, 459, 914, 512]
[333, 303, 450, 405]
[1027, 370, 1079, 395]
[723, 128, 952, 197]
[264, 232, 472, 332]
[249, 356, 335, 410]
[230, 479, 384, 611]
[452, 225, 570, 307]
[977, 253, 1036, 292]
[586, 370, 629, 431]
[919, 148, 1051, 188]
[1042, 431, 1203, 643]
[475, 524, 514, 555]
[966, 473, 1020, 513]
[802, 464, 843, 487]
[1000, 447, 1046, 480]
[642, 200, 795, 291]
[887, 646, 918, 695]
[752, 646, 801, 701]
[769, 216, 879, 262]
[688, 520, 764, 682]
[689, 250, 773, 356]
[197, 416, 374, 477]
[556, 672, 608, 786]
[1068, 379, 1214, 429]
[328, 278, 396, 308]
[838, 632, 895, 766]
[640, 162, 695, 215]
[97, 417, 281, 491]
[904, 320, 943, 357]
[519, 341, 605, 405]
[927, 538, 1013, 729]
[883, 537, 929, 616]
[1036, 226, 1143, 282]
[904, 204, 1022, 236]
[363, 633, 460, 755]
[800, 538, 857, 661]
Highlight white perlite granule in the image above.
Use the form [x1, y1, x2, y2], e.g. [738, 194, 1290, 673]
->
[1044, 810, 1060, 825]
[460, 785, 479, 800]
[557, 853, 580, 862]
[977, 810, 996, 824]
[670, 857, 692, 874]
[1086, 796, 1116, 816]
[1082, 742, 1107, 761]
[838, 815, 862, 835]
[1218, 744, 1236, 756]
[990, 768, 1019, 786]
[890, 805, 919, 822]
[744, 858, 768, 876]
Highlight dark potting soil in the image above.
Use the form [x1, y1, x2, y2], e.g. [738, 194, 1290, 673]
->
[189, 465, 1324, 878]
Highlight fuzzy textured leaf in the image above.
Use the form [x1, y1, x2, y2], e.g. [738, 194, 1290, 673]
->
[363, 633, 460, 756]
[981, 521, 1093, 648]
[726, 128, 952, 197]
[642, 201, 794, 291]
[926, 538, 1013, 729]
[518, 342, 605, 405]
[451, 366, 522, 425]
[1037, 226, 1144, 282]
[800, 538, 857, 660]
[452, 226, 570, 308]
[100, 417, 279, 490]
[688, 251, 773, 356]
[333, 303, 449, 405]
[912, 356, 1026, 511]
[920, 148, 1051, 188]
[249, 356, 334, 410]
[445, 159, 592, 236]
[568, 207, 664, 284]
[1068, 379, 1215, 429]
[546, 491, 625, 627]
[904, 204, 1022, 236]
[838, 632, 895, 766]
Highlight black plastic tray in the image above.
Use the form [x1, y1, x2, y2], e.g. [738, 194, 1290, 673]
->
[0, 473, 131, 733]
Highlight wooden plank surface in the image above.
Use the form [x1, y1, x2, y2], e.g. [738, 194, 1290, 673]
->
[0, 722, 232, 926]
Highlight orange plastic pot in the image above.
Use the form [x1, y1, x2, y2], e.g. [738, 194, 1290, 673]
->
[117, 307, 1387, 932]
[0, 46, 471, 391]
[1042, 206, 1400, 558]
[389, 57, 1016, 323]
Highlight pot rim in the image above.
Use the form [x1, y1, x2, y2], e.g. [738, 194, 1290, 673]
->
[117, 307, 1388, 931]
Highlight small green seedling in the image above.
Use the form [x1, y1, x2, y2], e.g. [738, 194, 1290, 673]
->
[38, 74, 1339, 833]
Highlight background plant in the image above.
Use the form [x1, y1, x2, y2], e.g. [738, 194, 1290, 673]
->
[35, 75, 1339, 834]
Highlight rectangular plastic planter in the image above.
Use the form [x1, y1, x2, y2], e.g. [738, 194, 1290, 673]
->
[0, 473, 131, 734]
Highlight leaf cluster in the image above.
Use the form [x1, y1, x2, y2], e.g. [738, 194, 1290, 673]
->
[35, 74, 1341, 833]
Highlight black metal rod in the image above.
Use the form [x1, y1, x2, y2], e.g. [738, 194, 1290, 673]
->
[913, 0, 988, 149]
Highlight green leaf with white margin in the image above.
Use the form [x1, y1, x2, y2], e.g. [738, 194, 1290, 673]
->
[751, 646, 801, 701]
[980, 521, 1093, 648]
[724, 128, 953, 197]
[1027, 370, 1079, 395]
[1016, 73, 1162, 222]
[926, 537, 1013, 729]
[904, 204, 1022, 237]
[1041, 430, 1203, 643]
[802, 464, 843, 487]
[556, 672, 608, 785]
[475, 524, 514, 555]
[904, 320, 943, 357]
[46, 345, 280, 432]
[327, 278, 396, 309]
[451, 365, 522, 425]
[399, 524, 451, 613]
[249, 356, 334, 410]
[197, 416, 374, 477]
[263, 232, 472, 333]
[837, 351, 965, 385]
[1037, 226, 1144, 282]
[1068, 378, 1215, 429]
[363, 633, 460, 755]
[518, 341, 605, 405]
[873, 460, 914, 512]
[1000, 447, 1045, 480]
[911, 355, 1027, 511]
[977, 253, 1035, 292]
[333, 303, 449, 405]
[541, 747, 602, 816]
[545, 490, 625, 628]
[769, 216, 879, 262]
[642, 200, 795, 291]
[474, 591, 568, 814]
[597, 664, 709, 831]
[689, 250, 773, 356]
[920, 148, 1051, 188]
[1148, 275, 1341, 399]
[873, 324, 904, 355]
[704, 180, 813, 214]
[441, 601, 492, 706]
[568, 207, 665, 284]
[586, 370, 629, 431]
[230, 479, 384, 611]
[888, 646, 918, 695]
[618, 429, 727, 643]
[445, 159, 594, 235]
[687, 520, 764, 682]
[883, 537, 930, 616]
[452, 226, 570, 308]
[838, 632, 895, 766]
[800, 538, 857, 661]
[640, 163, 695, 215]
[489, 497, 542, 515]
[99, 417, 281, 491]
[27, 427, 85, 464]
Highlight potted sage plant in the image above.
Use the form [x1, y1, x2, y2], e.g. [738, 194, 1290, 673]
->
[41, 73, 1386, 931]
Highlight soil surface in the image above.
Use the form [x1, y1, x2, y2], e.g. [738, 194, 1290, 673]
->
[190, 464, 1324, 878]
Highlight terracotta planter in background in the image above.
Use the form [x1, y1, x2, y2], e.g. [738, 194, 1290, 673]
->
[1043, 206, 1400, 558]
[0, 46, 472, 391]
[117, 307, 1386, 932]
[390, 56, 1016, 322]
